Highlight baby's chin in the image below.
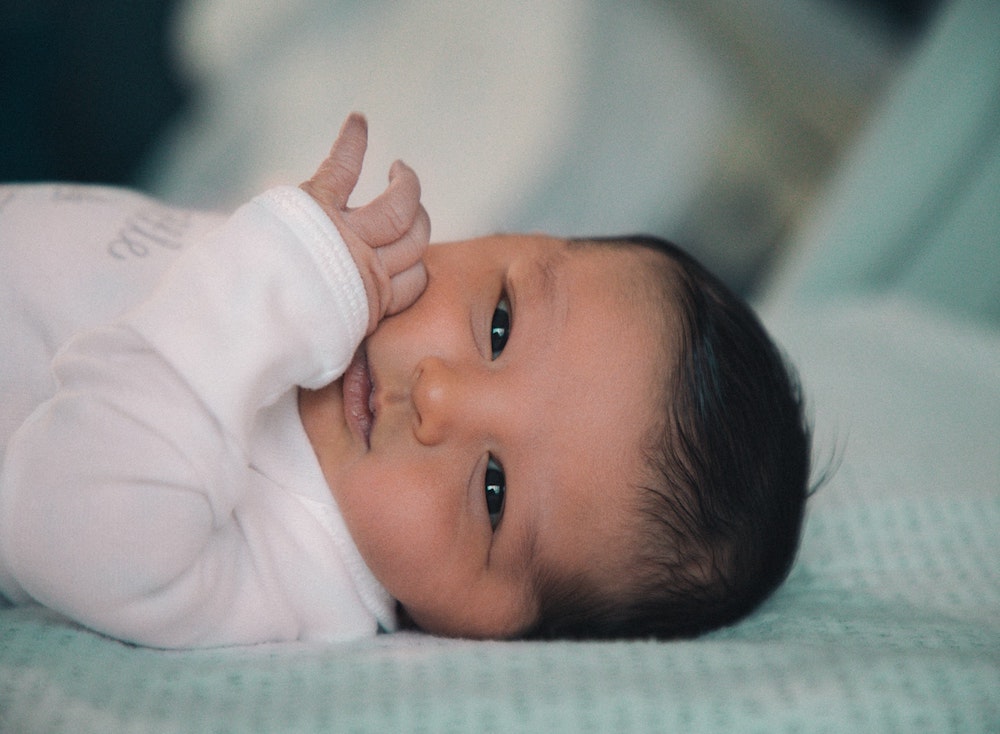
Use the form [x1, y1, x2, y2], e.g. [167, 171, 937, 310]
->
[297, 380, 355, 472]
[297, 381, 343, 432]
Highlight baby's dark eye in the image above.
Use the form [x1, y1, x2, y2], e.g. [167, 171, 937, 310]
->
[490, 296, 511, 359]
[485, 455, 506, 531]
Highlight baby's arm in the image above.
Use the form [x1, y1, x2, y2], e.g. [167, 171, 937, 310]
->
[0, 116, 428, 646]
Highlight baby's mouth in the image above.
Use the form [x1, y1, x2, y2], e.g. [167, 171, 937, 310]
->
[343, 344, 375, 448]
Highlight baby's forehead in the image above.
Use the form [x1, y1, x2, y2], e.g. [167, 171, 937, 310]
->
[518, 266, 672, 564]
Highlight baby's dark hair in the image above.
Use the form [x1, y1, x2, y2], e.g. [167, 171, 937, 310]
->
[526, 235, 811, 640]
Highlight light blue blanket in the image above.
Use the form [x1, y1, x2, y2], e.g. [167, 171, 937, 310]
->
[7, 285, 997, 733]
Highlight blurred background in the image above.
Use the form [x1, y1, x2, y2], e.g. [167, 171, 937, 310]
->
[1, 0, 941, 296]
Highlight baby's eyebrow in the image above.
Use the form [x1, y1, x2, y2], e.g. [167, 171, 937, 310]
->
[514, 505, 540, 577]
[537, 249, 564, 306]
[523, 248, 566, 324]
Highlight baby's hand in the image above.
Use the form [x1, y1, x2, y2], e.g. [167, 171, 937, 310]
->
[301, 113, 430, 335]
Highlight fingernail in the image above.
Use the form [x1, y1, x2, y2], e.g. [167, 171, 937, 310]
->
[342, 112, 367, 135]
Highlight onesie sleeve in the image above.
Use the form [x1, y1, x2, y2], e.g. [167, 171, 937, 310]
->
[0, 187, 368, 646]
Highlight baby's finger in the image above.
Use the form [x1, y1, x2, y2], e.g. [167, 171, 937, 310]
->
[374, 203, 430, 278]
[302, 113, 368, 210]
[385, 262, 428, 316]
[348, 160, 422, 246]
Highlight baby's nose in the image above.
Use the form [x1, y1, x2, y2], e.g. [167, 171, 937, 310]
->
[411, 356, 469, 446]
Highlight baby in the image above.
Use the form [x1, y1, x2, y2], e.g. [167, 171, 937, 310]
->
[0, 114, 810, 647]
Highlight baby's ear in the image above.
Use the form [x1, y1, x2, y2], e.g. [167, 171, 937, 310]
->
[301, 112, 369, 213]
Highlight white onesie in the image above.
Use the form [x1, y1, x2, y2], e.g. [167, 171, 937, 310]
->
[0, 184, 396, 647]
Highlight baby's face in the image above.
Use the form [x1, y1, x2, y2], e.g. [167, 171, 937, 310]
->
[300, 235, 667, 637]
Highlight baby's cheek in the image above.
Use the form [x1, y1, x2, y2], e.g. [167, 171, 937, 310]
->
[339, 469, 430, 585]
[338, 453, 475, 614]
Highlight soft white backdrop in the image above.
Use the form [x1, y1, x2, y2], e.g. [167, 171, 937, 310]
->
[142, 0, 901, 290]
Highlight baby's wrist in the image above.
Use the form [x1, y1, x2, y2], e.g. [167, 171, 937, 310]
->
[256, 186, 369, 346]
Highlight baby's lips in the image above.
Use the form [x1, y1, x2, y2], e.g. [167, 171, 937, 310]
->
[343, 345, 374, 449]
